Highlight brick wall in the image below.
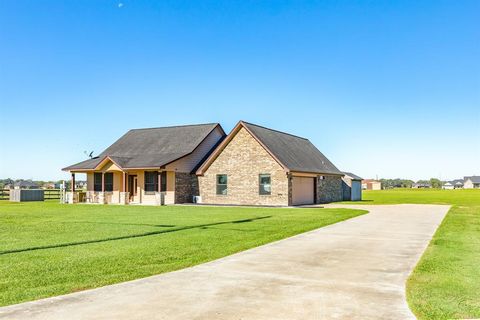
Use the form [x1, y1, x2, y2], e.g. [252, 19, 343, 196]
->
[316, 175, 343, 203]
[198, 127, 289, 206]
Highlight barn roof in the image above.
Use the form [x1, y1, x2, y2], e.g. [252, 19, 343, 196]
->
[63, 123, 224, 171]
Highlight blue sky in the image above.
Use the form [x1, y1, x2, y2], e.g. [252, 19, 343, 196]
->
[0, 0, 479, 181]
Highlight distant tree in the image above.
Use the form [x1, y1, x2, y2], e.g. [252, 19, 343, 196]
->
[430, 178, 442, 189]
[380, 178, 415, 189]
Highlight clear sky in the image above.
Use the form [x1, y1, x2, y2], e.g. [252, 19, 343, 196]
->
[0, 0, 479, 182]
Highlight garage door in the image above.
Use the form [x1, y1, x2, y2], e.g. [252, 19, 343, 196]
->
[292, 176, 315, 205]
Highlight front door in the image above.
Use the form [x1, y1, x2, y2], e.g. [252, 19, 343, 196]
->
[128, 175, 138, 201]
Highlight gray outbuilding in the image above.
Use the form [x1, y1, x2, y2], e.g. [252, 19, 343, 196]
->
[342, 172, 362, 201]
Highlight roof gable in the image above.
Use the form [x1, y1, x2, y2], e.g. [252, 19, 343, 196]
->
[197, 121, 343, 175]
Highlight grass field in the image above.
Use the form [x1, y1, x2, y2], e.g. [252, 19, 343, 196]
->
[0, 202, 364, 307]
[361, 189, 480, 320]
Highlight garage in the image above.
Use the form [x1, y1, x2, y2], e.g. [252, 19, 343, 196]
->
[292, 176, 315, 205]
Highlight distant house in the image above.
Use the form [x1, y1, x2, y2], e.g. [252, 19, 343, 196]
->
[342, 172, 362, 201]
[13, 180, 39, 189]
[412, 182, 431, 189]
[454, 179, 465, 188]
[362, 179, 381, 190]
[464, 176, 480, 189]
[442, 181, 454, 190]
[443, 179, 464, 190]
[76, 181, 87, 190]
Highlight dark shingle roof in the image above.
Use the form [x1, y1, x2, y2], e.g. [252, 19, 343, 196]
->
[451, 179, 464, 186]
[242, 122, 343, 175]
[342, 172, 363, 180]
[14, 180, 39, 188]
[63, 123, 221, 171]
[465, 176, 480, 183]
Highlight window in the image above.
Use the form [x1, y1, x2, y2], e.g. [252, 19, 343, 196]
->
[94, 173, 102, 191]
[104, 172, 113, 192]
[144, 171, 158, 193]
[259, 174, 271, 195]
[216, 174, 227, 195]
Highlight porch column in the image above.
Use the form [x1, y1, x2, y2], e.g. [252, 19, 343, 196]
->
[101, 172, 105, 192]
[69, 173, 76, 204]
[120, 171, 129, 205]
[71, 173, 76, 192]
[158, 171, 162, 192]
[156, 170, 163, 206]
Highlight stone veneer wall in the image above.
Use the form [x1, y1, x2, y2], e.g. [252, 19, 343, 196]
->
[175, 172, 199, 204]
[316, 175, 343, 203]
[198, 127, 289, 206]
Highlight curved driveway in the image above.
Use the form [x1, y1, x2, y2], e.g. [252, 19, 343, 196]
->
[0, 204, 449, 320]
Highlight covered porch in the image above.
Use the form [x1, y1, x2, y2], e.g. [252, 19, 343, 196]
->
[68, 158, 176, 205]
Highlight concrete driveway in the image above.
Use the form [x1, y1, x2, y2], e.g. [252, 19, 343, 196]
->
[0, 204, 449, 320]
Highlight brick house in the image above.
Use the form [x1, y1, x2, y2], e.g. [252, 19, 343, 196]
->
[63, 123, 225, 205]
[63, 121, 347, 206]
[196, 121, 345, 206]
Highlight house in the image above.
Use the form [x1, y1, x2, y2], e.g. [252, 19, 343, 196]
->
[42, 182, 56, 189]
[412, 182, 431, 188]
[362, 179, 381, 190]
[452, 179, 464, 189]
[196, 121, 344, 206]
[341, 172, 362, 201]
[464, 176, 480, 189]
[13, 180, 39, 189]
[442, 179, 464, 190]
[63, 123, 226, 204]
[76, 181, 87, 190]
[442, 181, 454, 190]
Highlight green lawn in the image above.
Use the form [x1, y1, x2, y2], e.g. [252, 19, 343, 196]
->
[361, 189, 480, 320]
[0, 202, 364, 307]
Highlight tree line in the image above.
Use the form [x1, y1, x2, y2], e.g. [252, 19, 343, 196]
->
[380, 178, 443, 189]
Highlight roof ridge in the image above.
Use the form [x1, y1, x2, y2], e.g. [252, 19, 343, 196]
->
[130, 123, 219, 131]
[241, 121, 309, 140]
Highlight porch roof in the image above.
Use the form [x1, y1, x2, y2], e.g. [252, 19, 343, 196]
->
[63, 123, 223, 171]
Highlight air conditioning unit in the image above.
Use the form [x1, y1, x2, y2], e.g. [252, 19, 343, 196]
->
[193, 196, 202, 204]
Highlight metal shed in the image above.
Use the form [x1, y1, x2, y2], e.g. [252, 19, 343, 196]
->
[342, 172, 362, 201]
[10, 189, 44, 202]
